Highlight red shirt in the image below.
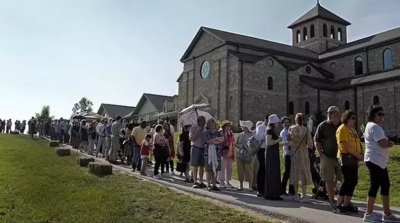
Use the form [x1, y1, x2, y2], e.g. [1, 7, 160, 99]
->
[140, 139, 151, 156]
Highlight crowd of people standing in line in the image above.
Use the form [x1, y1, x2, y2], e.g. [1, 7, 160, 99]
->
[6, 103, 397, 222]
[0, 119, 26, 134]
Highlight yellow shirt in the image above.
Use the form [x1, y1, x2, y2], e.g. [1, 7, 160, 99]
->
[132, 126, 147, 145]
[336, 124, 362, 157]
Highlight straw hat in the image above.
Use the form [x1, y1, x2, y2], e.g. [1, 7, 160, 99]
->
[221, 120, 233, 128]
[268, 114, 280, 125]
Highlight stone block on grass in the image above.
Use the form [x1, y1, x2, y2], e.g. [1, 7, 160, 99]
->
[49, 141, 59, 147]
[88, 162, 112, 176]
[77, 157, 95, 167]
[56, 148, 70, 156]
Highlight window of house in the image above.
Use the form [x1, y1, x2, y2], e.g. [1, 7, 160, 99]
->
[305, 101, 310, 115]
[338, 28, 343, 41]
[373, 96, 380, 105]
[345, 101, 350, 110]
[383, 48, 393, 70]
[289, 101, 294, 115]
[323, 24, 327, 37]
[296, 30, 301, 43]
[330, 25, 335, 39]
[355, 56, 363, 75]
[267, 77, 273, 90]
[310, 25, 315, 38]
[303, 27, 308, 40]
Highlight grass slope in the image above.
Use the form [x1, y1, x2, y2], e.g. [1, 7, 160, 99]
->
[0, 135, 272, 223]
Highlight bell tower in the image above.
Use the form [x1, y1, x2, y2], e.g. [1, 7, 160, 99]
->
[288, 2, 351, 54]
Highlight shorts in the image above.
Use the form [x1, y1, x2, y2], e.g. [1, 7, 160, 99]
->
[190, 146, 205, 167]
[320, 154, 342, 182]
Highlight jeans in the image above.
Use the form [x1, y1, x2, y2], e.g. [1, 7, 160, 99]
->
[132, 145, 142, 171]
[97, 136, 106, 155]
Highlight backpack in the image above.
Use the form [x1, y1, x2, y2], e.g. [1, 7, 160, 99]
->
[247, 135, 262, 156]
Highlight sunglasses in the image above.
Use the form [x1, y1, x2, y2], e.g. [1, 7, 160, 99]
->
[377, 112, 385, 117]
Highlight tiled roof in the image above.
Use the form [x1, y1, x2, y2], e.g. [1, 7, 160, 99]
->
[288, 3, 350, 28]
[180, 27, 319, 62]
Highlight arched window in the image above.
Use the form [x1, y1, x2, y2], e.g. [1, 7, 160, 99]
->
[267, 77, 273, 90]
[310, 25, 315, 38]
[373, 96, 380, 105]
[289, 101, 294, 115]
[323, 24, 327, 37]
[296, 30, 301, 43]
[355, 56, 364, 75]
[254, 97, 261, 112]
[305, 101, 310, 115]
[383, 48, 393, 70]
[330, 25, 335, 39]
[303, 27, 308, 40]
[345, 101, 350, 110]
[338, 28, 343, 41]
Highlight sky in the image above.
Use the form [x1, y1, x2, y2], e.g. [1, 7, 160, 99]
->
[1, 0, 399, 122]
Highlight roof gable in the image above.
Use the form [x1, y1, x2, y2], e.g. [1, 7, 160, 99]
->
[97, 104, 135, 118]
[133, 93, 174, 115]
[288, 3, 351, 29]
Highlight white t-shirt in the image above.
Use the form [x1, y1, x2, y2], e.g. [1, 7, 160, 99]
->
[364, 122, 389, 169]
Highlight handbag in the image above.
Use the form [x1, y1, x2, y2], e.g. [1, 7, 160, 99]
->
[340, 153, 358, 166]
[176, 161, 187, 172]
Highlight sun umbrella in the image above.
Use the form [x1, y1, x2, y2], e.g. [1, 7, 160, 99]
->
[177, 103, 215, 129]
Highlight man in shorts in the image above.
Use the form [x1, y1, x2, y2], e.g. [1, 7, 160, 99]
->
[189, 116, 206, 189]
[314, 106, 342, 210]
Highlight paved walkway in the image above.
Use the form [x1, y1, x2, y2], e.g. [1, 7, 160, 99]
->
[61, 144, 400, 223]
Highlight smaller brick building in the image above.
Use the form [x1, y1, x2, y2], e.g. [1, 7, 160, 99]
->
[177, 3, 400, 137]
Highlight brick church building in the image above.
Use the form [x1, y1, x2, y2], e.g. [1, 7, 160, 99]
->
[177, 3, 400, 136]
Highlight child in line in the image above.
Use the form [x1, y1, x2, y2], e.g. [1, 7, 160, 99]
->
[140, 134, 152, 176]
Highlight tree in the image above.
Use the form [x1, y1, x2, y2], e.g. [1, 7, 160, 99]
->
[35, 105, 53, 122]
[72, 97, 94, 115]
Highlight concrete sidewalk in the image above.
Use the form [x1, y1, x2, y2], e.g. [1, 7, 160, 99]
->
[62, 144, 400, 223]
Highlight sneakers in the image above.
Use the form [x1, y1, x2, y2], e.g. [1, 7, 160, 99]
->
[363, 212, 383, 222]
[382, 214, 400, 223]
[192, 183, 200, 188]
[198, 183, 207, 189]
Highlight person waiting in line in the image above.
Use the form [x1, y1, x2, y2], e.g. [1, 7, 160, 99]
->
[264, 114, 283, 200]
[334, 110, 363, 214]
[288, 113, 313, 202]
[255, 115, 269, 197]
[140, 134, 152, 176]
[314, 106, 342, 211]
[362, 106, 399, 222]
[78, 120, 89, 153]
[108, 116, 122, 163]
[204, 118, 224, 191]
[218, 120, 235, 189]
[178, 125, 192, 182]
[96, 119, 107, 157]
[163, 122, 175, 174]
[235, 120, 254, 191]
[280, 116, 296, 196]
[153, 125, 169, 179]
[131, 121, 148, 172]
[189, 116, 207, 189]
[251, 121, 263, 191]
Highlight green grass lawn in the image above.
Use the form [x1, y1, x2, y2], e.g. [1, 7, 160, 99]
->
[0, 134, 274, 223]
